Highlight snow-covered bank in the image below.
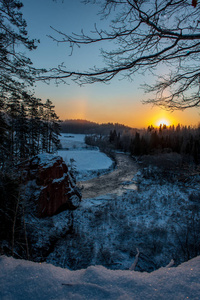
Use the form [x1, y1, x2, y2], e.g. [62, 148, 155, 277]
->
[0, 255, 199, 300]
[58, 134, 114, 180]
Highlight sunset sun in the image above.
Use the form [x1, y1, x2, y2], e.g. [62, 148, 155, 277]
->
[156, 118, 170, 127]
[147, 109, 177, 129]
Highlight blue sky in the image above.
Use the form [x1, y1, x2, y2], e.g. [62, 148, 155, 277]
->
[21, 0, 200, 128]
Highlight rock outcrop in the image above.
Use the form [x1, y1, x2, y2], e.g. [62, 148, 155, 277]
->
[23, 154, 81, 218]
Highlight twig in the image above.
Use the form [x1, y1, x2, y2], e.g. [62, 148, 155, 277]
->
[129, 248, 140, 271]
[166, 259, 175, 268]
[22, 205, 30, 260]
[12, 195, 20, 257]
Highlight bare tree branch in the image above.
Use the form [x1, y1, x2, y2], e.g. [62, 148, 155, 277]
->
[40, 0, 200, 109]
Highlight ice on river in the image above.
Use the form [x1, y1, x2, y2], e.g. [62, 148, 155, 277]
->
[58, 149, 113, 172]
[58, 134, 114, 180]
[59, 133, 87, 149]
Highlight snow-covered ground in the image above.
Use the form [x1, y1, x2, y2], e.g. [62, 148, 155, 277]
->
[58, 134, 114, 180]
[1, 134, 200, 298]
[23, 160, 200, 273]
[20, 136, 200, 272]
[1, 255, 200, 300]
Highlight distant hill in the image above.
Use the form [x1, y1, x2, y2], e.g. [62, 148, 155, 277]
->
[61, 119, 138, 135]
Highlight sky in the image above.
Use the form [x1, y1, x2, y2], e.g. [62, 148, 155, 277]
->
[21, 0, 200, 128]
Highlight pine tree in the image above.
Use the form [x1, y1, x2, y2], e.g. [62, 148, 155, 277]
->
[0, 0, 38, 99]
[15, 101, 29, 158]
[133, 132, 141, 156]
[27, 96, 42, 156]
[6, 93, 21, 158]
[42, 99, 60, 153]
[0, 94, 9, 168]
[50, 111, 61, 151]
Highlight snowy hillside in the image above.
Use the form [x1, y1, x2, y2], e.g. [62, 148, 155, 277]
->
[16, 134, 199, 273]
[0, 255, 199, 300]
[21, 148, 200, 273]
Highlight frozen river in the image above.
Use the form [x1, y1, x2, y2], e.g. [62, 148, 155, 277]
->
[58, 133, 114, 180]
[78, 152, 138, 198]
[59, 133, 138, 198]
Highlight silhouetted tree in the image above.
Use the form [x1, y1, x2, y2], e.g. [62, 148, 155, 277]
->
[0, 0, 39, 99]
[133, 132, 141, 156]
[109, 130, 117, 143]
[15, 102, 29, 158]
[42, 99, 60, 153]
[6, 94, 21, 158]
[27, 96, 42, 156]
[150, 131, 159, 151]
[140, 136, 148, 155]
[0, 94, 9, 166]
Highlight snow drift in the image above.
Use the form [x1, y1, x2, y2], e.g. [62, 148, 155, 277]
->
[0, 255, 199, 300]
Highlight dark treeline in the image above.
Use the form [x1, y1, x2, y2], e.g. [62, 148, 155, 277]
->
[0, 92, 61, 258]
[0, 93, 60, 170]
[61, 119, 136, 135]
[85, 124, 200, 164]
[0, 0, 61, 258]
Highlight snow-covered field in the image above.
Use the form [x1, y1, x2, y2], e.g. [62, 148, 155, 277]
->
[58, 134, 114, 180]
[1, 255, 200, 300]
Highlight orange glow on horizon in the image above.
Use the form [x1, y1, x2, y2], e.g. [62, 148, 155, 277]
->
[56, 96, 199, 129]
[146, 110, 177, 128]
